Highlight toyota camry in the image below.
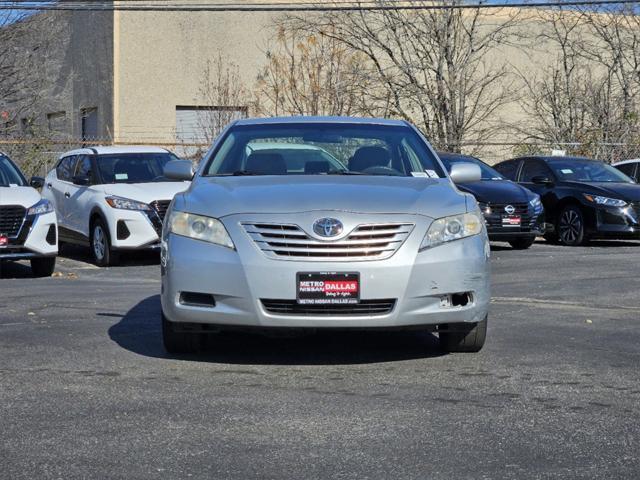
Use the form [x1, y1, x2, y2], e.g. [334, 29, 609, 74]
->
[160, 117, 491, 354]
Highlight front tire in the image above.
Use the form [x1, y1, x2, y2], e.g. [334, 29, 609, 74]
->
[440, 316, 487, 353]
[162, 312, 201, 354]
[557, 205, 587, 246]
[30, 256, 56, 277]
[509, 237, 536, 250]
[90, 218, 118, 266]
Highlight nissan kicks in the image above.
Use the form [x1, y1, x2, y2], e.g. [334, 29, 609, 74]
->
[160, 117, 491, 354]
[43, 146, 189, 266]
[0, 153, 58, 276]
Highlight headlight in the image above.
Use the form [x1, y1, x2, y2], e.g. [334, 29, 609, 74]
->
[420, 211, 483, 250]
[27, 199, 54, 216]
[105, 196, 151, 211]
[529, 195, 543, 212]
[168, 211, 234, 249]
[583, 194, 627, 207]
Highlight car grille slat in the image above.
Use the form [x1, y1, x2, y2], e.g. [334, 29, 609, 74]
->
[478, 202, 534, 231]
[243, 222, 414, 261]
[0, 205, 27, 237]
[150, 200, 171, 222]
[261, 299, 396, 316]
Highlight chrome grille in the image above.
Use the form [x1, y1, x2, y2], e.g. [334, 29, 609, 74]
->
[261, 299, 396, 316]
[243, 222, 414, 261]
[478, 202, 533, 231]
[151, 200, 171, 221]
[0, 205, 26, 237]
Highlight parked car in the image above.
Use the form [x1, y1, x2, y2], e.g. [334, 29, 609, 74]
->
[612, 159, 640, 182]
[494, 155, 640, 246]
[438, 152, 544, 249]
[42, 146, 190, 266]
[0, 153, 58, 276]
[160, 116, 491, 354]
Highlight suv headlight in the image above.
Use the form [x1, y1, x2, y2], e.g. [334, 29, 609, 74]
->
[529, 195, 543, 212]
[420, 211, 483, 250]
[27, 199, 54, 216]
[168, 211, 234, 249]
[105, 196, 151, 211]
[583, 194, 627, 207]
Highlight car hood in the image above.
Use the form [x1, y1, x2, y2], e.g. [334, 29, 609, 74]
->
[178, 176, 467, 218]
[98, 181, 190, 203]
[562, 181, 640, 202]
[457, 180, 532, 204]
[0, 185, 41, 208]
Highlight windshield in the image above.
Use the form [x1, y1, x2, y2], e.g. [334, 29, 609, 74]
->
[96, 153, 179, 184]
[438, 154, 504, 181]
[204, 124, 444, 177]
[550, 159, 633, 183]
[0, 155, 27, 187]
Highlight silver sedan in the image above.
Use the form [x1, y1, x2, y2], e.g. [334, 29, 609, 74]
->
[160, 117, 490, 354]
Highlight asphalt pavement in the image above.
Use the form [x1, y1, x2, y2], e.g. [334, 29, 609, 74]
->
[1, 241, 639, 479]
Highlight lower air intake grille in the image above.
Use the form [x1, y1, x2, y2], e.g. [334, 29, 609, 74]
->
[261, 299, 396, 316]
[0, 205, 26, 237]
[151, 200, 171, 222]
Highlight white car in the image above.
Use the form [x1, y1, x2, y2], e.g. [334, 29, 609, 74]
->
[43, 146, 190, 266]
[0, 153, 58, 276]
[612, 159, 640, 183]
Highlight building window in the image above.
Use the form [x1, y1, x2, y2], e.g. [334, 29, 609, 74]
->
[47, 111, 67, 133]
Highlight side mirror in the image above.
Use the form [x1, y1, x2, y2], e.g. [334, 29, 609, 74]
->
[531, 175, 553, 186]
[449, 162, 481, 184]
[164, 160, 194, 181]
[72, 174, 90, 186]
[30, 176, 44, 189]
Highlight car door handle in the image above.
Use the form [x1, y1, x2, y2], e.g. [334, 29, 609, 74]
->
[64, 192, 71, 198]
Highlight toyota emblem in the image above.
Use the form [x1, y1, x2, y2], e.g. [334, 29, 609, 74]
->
[313, 218, 343, 238]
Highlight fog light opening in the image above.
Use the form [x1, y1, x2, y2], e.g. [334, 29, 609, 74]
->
[440, 292, 473, 308]
[179, 292, 216, 308]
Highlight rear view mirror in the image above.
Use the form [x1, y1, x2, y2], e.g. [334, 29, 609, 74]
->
[164, 160, 194, 181]
[30, 176, 44, 189]
[531, 175, 553, 186]
[449, 162, 481, 184]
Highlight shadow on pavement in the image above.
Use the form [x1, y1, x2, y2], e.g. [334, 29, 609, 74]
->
[59, 243, 160, 267]
[0, 260, 34, 279]
[107, 294, 446, 365]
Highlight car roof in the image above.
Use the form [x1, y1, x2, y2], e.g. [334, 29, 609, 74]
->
[612, 159, 640, 166]
[234, 116, 410, 127]
[59, 145, 170, 158]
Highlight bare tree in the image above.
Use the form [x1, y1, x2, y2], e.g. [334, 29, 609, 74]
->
[282, 1, 520, 151]
[255, 23, 387, 118]
[194, 52, 249, 146]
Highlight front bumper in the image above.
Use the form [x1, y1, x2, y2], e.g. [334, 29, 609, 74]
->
[108, 209, 162, 250]
[161, 214, 491, 329]
[587, 204, 640, 239]
[0, 211, 57, 261]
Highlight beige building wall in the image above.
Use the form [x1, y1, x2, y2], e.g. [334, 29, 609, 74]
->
[113, 8, 278, 144]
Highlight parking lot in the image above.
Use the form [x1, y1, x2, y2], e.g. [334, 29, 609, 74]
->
[1, 240, 639, 479]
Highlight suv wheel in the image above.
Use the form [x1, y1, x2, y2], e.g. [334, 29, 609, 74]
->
[30, 257, 56, 277]
[439, 316, 487, 353]
[557, 205, 587, 246]
[90, 218, 118, 266]
[162, 311, 201, 354]
[508, 237, 536, 250]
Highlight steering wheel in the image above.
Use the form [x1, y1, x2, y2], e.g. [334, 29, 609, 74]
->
[361, 166, 404, 176]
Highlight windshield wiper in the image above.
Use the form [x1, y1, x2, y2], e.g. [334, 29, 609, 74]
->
[325, 170, 363, 175]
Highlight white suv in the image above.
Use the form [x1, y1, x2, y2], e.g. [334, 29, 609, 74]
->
[43, 146, 190, 266]
[0, 153, 58, 276]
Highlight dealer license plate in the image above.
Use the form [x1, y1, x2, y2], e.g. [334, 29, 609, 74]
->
[297, 272, 360, 305]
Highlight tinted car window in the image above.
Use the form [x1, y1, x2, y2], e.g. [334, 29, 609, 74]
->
[75, 155, 92, 180]
[521, 160, 552, 182]
[615, 163, 636, 181]
[494, 160, 519, 180]
[95, 153, 178, 184]
[549, 159, 633, 183]
[56, 156, 77, 182]
[204, 124, 444, 177]
[0, 155, 27, 186]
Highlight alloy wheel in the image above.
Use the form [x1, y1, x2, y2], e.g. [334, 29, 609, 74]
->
[559, 209, 582, 244]
[93, 225, 106, 260]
